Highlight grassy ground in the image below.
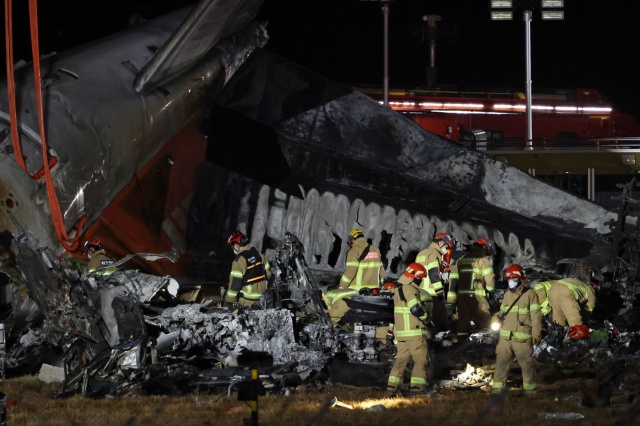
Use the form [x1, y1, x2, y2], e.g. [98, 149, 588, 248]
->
[1, 375, 637, 426]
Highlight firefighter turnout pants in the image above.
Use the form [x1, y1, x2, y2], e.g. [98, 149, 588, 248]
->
[548, 287, 582, 327]
[492, 338, 536, 392]
[387, 338, 428, 392]
[456, 295, 491, 336]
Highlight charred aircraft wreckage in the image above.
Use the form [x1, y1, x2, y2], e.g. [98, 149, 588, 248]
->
[1, 0, 640, 403]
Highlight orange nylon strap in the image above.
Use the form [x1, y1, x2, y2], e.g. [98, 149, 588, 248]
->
[26, 0, 86, 251]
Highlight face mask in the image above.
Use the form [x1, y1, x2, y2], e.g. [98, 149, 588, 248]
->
[233, 248, 239, 255]
[440, 244, 448, 254]
[508, 279, 519, 290]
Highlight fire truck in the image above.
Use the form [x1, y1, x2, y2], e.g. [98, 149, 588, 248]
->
[360, 87, 640, 209]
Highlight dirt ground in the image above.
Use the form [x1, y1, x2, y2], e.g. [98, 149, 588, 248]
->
[1, 375, 638, 426]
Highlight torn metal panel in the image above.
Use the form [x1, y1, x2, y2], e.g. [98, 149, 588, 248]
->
[134, 0, 265, 91]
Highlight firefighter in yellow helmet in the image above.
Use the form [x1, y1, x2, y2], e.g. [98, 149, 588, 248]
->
[225, 231, 271, 307]
[324, 229, 384, 324]
[450, 238, 495, 338]
[415, 232, 454, 331]
[387, 263, 433, 396]
[491, 264, 541, 395]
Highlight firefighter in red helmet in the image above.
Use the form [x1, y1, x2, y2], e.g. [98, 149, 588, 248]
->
[449, 238, 495, 339]
[82, 237, 116, 275]
[387, 263, 433, 396]
[225, 231, 271, 307]
[491, 264, 541, 395]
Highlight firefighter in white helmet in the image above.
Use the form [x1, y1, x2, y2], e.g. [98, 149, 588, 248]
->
[491, 264, 541, 395]
[387, 263, 433, 396]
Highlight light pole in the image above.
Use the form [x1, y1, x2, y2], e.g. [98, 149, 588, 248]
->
[490, 0, 565, 150]
[361, 0, 395, 106]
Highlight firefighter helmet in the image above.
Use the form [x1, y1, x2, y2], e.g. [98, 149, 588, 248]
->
[226, 231, 248, 246]
[349, 229, 364, 240]
[474, 238, 494, 254]
[434, 232, 455, 248]
[403, 262, 427, 280]
[82, 237, 102, 255]
[568, 324, 590, 339]
[504, 264, 526, 281]
[382, 281, 398, 291]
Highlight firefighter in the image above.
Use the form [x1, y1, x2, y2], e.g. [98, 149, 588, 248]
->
[415, 232, 454, 331]
[225, 231, 271, 307]
[324, 229, 384, 323]
[387, 263, 433, 396]
[491, 264, 541, 395]
[83, 237, 117, 275]
[547, 276, 596, 328]
[450, 238, 495, 338]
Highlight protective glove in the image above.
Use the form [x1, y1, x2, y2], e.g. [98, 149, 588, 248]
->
[386, 331, 395, 344]
[532, 336, 541, 346]
[435, 291, 445, 301]
[445, 303, 455, 316]
[486, 290, 494, 301]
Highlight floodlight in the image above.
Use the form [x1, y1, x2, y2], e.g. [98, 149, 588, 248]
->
[541, 0, 564, 8]
[490, 0, 513, 8]
[541, 11, 564, 20]
[491, 11, 513, 20]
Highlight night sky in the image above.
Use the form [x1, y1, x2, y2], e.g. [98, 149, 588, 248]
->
[2, 0, 640, 119]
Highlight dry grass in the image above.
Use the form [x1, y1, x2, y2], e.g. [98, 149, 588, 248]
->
[1, 375, 636, 426]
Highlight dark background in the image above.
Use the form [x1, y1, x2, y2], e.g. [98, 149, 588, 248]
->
[3, 0, 640, 120]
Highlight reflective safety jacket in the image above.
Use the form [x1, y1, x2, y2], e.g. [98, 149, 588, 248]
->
[340, 237, 384, 290]
[532, 280, 552, 315]
[226, 245, 271, 303]
[87, 250, 117, 275]
[498, 285, 541, 343]
[391, 276, 433, 340]
[450, 247, 494, 300]
[549, 278, 596, 312]
[415, 242, 444, 297]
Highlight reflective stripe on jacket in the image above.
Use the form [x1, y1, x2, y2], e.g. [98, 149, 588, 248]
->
[392, 276, 432, 340]
[550, 278, 596, 312]
[415, 242, 444, 296]
[340, 238, 384, 290]
[454, 248, 494, 298]
[498, 286, 541, 342]
[532, 280, 552, 315]
[88, 250, 116, 275]
[227, 245, 271, 302]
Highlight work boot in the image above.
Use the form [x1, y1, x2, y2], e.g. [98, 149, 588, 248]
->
[386, 386, 400, 398]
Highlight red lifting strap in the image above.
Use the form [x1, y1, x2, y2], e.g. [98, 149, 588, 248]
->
[4, 0, 86, 252]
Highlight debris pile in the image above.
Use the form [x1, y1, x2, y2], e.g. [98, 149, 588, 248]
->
[452, 364, 491, 388]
